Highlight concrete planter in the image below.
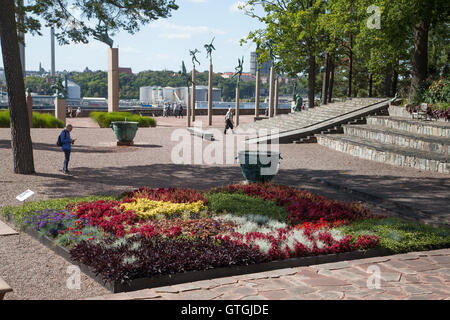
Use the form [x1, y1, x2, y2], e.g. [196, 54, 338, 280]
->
[110, 121, 139, 146]
[237, 150, 281, 183]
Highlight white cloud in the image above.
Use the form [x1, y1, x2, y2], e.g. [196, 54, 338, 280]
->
[229, 1, 247, 13]
[186, 0, 208, 2]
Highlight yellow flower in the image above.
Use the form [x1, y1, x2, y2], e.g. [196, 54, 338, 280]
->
[121, 199, 206, 219]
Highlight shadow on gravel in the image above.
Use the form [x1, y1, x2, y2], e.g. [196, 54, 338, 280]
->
[35, 163, 450, 225]
[0, 140, 162, 153]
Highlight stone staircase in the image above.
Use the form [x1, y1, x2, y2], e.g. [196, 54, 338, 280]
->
[316, 112, 450, 174]
[241, 98, 390, 144]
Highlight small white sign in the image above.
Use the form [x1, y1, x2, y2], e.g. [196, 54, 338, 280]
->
[16, 189, 35, 202]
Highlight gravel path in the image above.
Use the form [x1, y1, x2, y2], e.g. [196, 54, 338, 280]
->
[0, 117, 449, 299]
[0, 230, 110, 300]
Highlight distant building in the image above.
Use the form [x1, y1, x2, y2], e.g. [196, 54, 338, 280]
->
[118, 67, 132, 75]
[221, 72, 255, 82]
[250, 51, 272, 75]
[140, 85, 221, 105]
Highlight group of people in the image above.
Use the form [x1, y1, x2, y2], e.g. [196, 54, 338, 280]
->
[67, 105, 81, 118]
[163, 103, 184, 118]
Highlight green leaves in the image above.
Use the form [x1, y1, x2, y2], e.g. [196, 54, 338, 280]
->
[16, 0, 179, 45]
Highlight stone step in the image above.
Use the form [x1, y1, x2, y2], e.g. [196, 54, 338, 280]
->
[343, 124, 450, 155]
[367, 116, 450, 138]
[316, 134, 449, 174]
[240, 98, 388, 134]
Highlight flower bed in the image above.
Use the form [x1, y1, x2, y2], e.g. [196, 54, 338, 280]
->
[4, 183, 449, 290]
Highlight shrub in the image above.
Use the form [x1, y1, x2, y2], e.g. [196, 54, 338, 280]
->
[123, 187, 206, 204]
[23, 209, 75, 238]
[74, 200, 140, 237]
[206, 192, 289, 221]
[120, 199, 207, 220]
[129, 218, 235, 239]
[215, 214, 378, 260]
[89, 111, 156, 128]
[70, 235, 266, 283]
[339, 218, 450, 253]
[1, 195, 117, 226]
[214, 183, 375, 224]
[0, 110, 9, 127]
[0, 110, 64, 128]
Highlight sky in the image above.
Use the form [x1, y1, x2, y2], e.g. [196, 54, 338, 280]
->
[4, 0, 266, 74]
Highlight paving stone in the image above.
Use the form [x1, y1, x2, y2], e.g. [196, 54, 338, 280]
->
[418, 275, 444, 283]
[292, 267, 318, 278]
[426, 249, 450, 256]
[314, 261, 351, 271]
[171, 282, 202, 292]
[395, 253, 421, 261]
[211, 277, 239, 286]
[0, 220, 18, 236]
[265, 268, 297, 277]
[260, 289, 288, 300]
[379, 260, 411, 271]
[420, 283, 450, 295]
[190, 280, 220, 290]
[285, 285, 316, 296]
[330, 268, 370, 281]
[211, 284, 240, 294]
[430, 255, 450, 265]
[301, 276, 350, 287]
[241, 295, 269, 300]
[403, 285, 433, 295]
[318, 269, 335, 276]
[380, 273, 402, 282]
[256, 278, 296, 291]
[406, 294, 444, 300]
[350, 257, 391, 266]
[400, 274, 421, 283]
[127, 289, 161, 300]
[154, 286, 179, 294]
[228, 285, 258, 298]
[317, 290, 344, 300]
[179, 290, 223, 300]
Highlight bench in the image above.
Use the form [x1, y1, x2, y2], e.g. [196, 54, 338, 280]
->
[0, 277, 12, 300]
[254, 116, 269, 122]
[187, 127, 214, 141]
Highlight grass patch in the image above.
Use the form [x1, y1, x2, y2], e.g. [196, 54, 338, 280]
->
[0, 110, 64, 128]
[1, 195, 118, 226]
[339, 218, 450, 253]
[206, 192, 289, 221]
[89, 111, 156, 128]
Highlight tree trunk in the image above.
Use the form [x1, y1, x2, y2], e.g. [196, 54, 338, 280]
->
[392, 60, 399, 97]
[328, 54, 334, 103]
[384, 63, 393, 97]
[347, 33, 353, 98]
[307, 44, 315, 108]
[0, 0, 35, 174]
[368, 73, 373, 97]
[321, 52, 330, 105]
[410, 19, 430, 100]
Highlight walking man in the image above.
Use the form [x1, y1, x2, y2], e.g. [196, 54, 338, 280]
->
[59, 124, 76, 174]
[224, 107, 234, 134]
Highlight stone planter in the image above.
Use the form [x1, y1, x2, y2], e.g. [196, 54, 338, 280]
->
[237, 150, 281, 183]
[110, 121, 139, 146]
